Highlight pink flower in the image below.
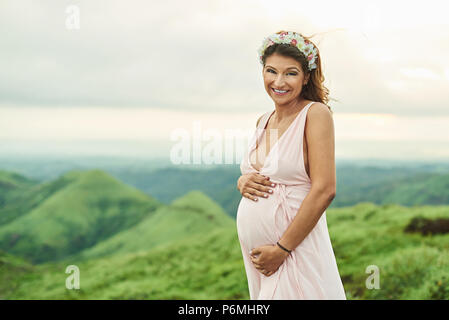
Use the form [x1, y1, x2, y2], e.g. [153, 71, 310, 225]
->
[308, 53, 313, 61]
[290, 39, 297, 45]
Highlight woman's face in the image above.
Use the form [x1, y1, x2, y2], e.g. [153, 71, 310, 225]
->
[262, 53, 309, 105]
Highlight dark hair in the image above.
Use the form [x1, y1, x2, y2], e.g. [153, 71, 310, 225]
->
[261, 30, 336, 114]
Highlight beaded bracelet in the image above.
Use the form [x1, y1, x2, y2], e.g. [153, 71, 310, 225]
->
[276, 241, 292, 254]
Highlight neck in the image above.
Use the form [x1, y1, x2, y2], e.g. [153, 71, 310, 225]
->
[273, 98, 308, 123]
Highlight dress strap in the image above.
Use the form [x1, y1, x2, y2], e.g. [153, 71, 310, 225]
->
[257, 111, 272, 129]
[296, 102, 316, 125]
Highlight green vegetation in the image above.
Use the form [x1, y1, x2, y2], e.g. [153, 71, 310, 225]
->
[0, 169, 161, 263]
[108, 166, 449, 218]
[0, 169, 448, 299]
[327, 202, 449, 299]
[0, 226, 247, 299]
[0, 169, 40, 226]
[69, 190, 234, 261]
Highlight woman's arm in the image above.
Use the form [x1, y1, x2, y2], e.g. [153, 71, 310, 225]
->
[277, 103, 336, 252]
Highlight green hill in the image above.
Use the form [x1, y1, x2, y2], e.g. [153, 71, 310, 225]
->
[69, 190, 235, 261]
[1, 202, 449, 299]
[109, 167, 243, 217]
[0, 225, 246, 299]
[0, 169, 162, 263]
[380, 173, 449, 205]
[108, 166, 449, 218]
[0, 249, 36, 298]
[0, 170, 40, 226]
[1, 168, 449, 300]
[327, 202, 449, 299]
[333, 172, 449, 207]
[0, 170, 37, 189]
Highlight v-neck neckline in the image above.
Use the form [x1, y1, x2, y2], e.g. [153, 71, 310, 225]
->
[248, 103, 310, 171]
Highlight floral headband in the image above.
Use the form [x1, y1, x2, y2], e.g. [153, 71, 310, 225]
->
[257, 31, 318, 71]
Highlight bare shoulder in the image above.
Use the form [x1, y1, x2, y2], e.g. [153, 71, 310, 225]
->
[307, 102, 332, 118]
[305, 102, 334, 133]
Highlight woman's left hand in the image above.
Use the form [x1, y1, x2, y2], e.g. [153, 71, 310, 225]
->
[250, 244, 290, 277]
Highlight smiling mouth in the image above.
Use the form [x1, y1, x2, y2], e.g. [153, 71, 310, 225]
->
[272, 88, 289, 95]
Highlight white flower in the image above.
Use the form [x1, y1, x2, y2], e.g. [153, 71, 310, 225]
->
[257, 31, 318, 71]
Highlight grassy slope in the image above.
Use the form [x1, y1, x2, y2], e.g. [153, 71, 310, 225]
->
[327, 202, 449, 299]
[70, 190, 235, 261]
[0, 249, 36, 298]
[1, 202, 449, 299]
[0, 226, 247, 300]
[382, 173, 449, 205]
[0, 170, 40, 226]
[333, 172, 449, 207]
[110, 166, 449, 216]
[0, 169, 162, 263]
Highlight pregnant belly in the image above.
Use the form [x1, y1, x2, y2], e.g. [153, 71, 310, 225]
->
[236, 195, 290, 251]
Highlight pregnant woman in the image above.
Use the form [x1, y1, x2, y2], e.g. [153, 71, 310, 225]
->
[236, 30, 346, 299]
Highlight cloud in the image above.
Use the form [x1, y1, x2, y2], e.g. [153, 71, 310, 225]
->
[0, 0, 448, 117]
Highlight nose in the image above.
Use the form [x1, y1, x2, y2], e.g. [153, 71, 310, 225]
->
[273, 74, 285, 87]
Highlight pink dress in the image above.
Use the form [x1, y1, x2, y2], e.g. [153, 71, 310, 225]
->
[236, 101, 346, 300]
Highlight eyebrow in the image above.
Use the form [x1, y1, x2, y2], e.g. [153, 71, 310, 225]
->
[265, 65, 299, 71]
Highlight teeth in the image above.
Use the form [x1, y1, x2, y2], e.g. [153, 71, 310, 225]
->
[274, 89, 287, 93]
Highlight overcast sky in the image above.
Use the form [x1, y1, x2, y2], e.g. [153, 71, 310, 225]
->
[1, 0, 448, 161]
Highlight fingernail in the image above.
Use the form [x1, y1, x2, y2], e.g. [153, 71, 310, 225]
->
[254, 197, 258, 201]
[264, 194, 268, 198]
[271, 183, 275, 187]
[268, 189, 273, 193]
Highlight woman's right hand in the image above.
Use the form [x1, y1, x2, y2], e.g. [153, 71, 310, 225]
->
[237, 173, 276, 202]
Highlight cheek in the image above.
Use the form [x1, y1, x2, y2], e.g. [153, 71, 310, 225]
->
[285, 79, 301, 91]
[263, 74, 276, 83]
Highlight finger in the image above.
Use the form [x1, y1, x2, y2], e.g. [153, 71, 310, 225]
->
[250, 255, 261, 265]
[248, 178, 275, 195]
[243, 192, 259, 202]
[252, 261, 262, 268]
[262, 179, 276, 187]
[239, 176, 259, 197]
[245, 186, 269, 199]
[243, 186, 272, 200]
[251, 248, 261, 256]
[253, 184, 275, 196]
[251, 173, 268, 183]
[264, 268, 275, 275]
[250, 258, 264, 270]
[263, 269, 273, 276]
[253, 174, 277, 188]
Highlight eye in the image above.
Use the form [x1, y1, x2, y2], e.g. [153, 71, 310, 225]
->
[266, 69, 297, 76]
